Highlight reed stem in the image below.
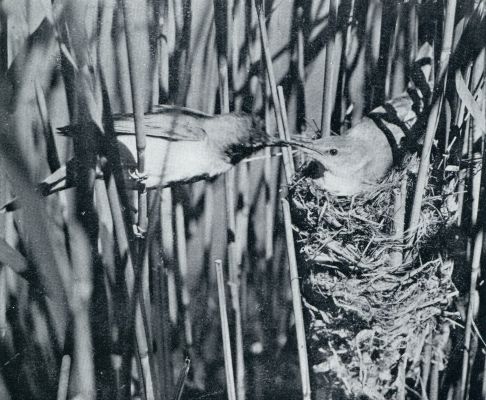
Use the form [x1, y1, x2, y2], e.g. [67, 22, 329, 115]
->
[213, 2, 246, 397]
[256, 3, 293, 181]
[56, 354, 72, 400]
[321, 0, 339, 136]
[280, 197, 311, 400]
[175, 201, 193, 350]
[408, 0, 457, 233]
[215, 260, 237, 400]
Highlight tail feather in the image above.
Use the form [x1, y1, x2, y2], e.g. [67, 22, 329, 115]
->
[38, 165, 69, 196]
[56, 125, 77, 136]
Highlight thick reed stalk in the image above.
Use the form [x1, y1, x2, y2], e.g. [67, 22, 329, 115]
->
[150, 193, 171, 400]
[175, 201, 193, 350]
[407, 1, 417, 64]
[408, 0, 457, 233]
[121, 0, 148, 236]
[120, 2, 158, 398]
[280, 197, 312, 400]
[213, 2, 246, 397]
[430, 355, 439, 400]
[339, 0, 355, 130]
[256, 3, 293, 180]
[387, 3, 406, 99]
[160, 188, 175, 392]
[421, 339, 432, 398]
[56, 354, 72, 400]
[296, 3, 305, 125]
[159, 0, 170, 102]
[321, 0, 339, 136]
[390, 177, 407, 269]
[215, 260, 237, 400]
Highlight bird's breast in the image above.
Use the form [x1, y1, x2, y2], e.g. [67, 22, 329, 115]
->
[116, 136, 231, 189]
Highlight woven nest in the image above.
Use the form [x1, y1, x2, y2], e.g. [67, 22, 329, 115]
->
[288, 156, 459, 399]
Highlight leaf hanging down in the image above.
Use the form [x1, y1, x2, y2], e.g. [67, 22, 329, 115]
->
[455, 69, 486, 135]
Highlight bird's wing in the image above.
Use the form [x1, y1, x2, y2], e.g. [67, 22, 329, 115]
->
[150, 104, 213, 118]
[113, 113, 208, 142]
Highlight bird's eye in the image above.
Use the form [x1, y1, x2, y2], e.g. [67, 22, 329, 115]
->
[330, 149, 338, 156]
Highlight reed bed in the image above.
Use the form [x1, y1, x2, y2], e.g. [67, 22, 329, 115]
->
[0, 1, 486, 400]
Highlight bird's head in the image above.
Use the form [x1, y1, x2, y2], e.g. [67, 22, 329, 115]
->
[297, 135, 363, 177]
[209, 114, 285, 164]
[296, 125, 395, 194]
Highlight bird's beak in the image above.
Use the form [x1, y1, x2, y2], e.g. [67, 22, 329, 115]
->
[263, 135, 324, 155]
[285, 139, 325, 156]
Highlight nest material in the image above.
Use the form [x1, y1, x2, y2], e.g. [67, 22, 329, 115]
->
[289, 157, 459, 399]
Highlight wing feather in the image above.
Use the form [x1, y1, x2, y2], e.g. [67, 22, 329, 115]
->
[57, 108, 209, 141]
[113, 113, 207, 141]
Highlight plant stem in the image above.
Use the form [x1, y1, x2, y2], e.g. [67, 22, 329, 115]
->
[215, 260, 237, 400]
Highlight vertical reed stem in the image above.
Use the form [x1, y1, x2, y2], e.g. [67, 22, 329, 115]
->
[321, 0, 339, 136]
[256, 3, 293, 181]
[391, 177, 407, 268]
[430, 354, 439, 400]
[121, 0, 148, 236]
[408, 0, 457, 233]
[213, 2, 246, 397]
[215, 260, 237, 400]
[56, 354, 72, 400]
[281, 197, 311, 400]
[175, 201, 193, 350]
[120, 2, 157, 398]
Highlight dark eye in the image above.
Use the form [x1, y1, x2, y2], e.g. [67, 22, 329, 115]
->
[330, 149, 338, 156]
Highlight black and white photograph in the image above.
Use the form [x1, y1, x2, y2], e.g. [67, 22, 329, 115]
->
[0, 0, 484, 399]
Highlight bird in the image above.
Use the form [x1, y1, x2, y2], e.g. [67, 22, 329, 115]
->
[297, 93, 422, 196]
[297, 44, 433, 196]
[39, 105, 306, 195]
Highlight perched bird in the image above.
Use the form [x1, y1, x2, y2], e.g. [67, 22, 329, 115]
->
[39, 106, 304, 195]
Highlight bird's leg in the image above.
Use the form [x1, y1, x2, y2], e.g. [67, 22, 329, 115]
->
[128, 168, 148, 238]
[132, 224, 146, 239]
[128, 168, 148, 184]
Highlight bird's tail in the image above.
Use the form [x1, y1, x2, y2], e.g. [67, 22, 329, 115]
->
[38, 165, 69, 196]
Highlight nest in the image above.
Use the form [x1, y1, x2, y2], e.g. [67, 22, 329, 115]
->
[288, 156, 459, 399]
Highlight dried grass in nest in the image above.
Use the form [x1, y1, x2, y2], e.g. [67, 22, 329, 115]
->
[288, 156, 459, 399]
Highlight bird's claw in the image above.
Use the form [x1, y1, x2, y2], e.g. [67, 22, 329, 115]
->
[133, 224, 146, 239]
[128, 168, 148, 183]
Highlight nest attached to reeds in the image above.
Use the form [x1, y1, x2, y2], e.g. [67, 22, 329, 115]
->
[288, 155, 459, 399]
